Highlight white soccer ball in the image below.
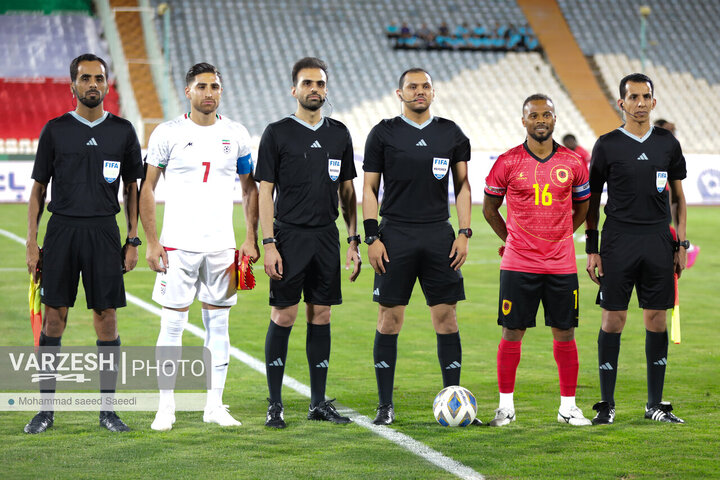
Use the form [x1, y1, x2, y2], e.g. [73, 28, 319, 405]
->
[433, 385, 478, 427]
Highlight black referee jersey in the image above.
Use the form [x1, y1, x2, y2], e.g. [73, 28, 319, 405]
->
[31, 111, 144, 217]
[363, 115, 470, 223]
[255, 115, 356, 227]
[589, 126, 686, 232]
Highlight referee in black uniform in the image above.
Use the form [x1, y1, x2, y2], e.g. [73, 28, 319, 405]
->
[363, 68, 472, 425]
[586, 73, 687, 425]
[255, 57, 361, 428]
[24, 54, 143, 434]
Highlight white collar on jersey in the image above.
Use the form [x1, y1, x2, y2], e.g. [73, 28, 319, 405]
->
[400, 114, 434, 130]
[289, 114, 325, 131]
[619, 125, 654, 143]
[69, 110, 109, 128]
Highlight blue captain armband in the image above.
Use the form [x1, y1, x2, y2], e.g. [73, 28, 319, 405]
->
[237, 154, 253, 175]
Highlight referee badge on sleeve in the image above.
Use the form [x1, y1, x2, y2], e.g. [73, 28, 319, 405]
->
[656, 171, 668, 192]
[103, 160, 120, 183]
[433, 157, 449, 179]
[328, 158, 341, 181]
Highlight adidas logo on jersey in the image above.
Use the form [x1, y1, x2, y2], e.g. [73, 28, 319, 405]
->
[416, 139, 428, 147]
[86, 137, 98, 146]
[653, 357, 667, 366]
[268, 357, 284, 367]
[315, 360, 329, 368]
[374, 361, 390, 369]
[311, 140, 322, 148]
[599, 362, 614, 371]
[373, 288, 380, 296]
[637, 153, 649, 161]
[445, 361, 461, 370]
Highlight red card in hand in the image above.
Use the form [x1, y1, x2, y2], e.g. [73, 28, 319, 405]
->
[236, 250, 256, 290]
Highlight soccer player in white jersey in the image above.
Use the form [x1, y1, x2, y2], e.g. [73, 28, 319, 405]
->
[140, 63, 260, 431]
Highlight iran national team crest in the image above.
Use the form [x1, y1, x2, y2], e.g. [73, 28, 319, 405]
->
[222, 139, 231, 154]
[328, 158, 341, 181]
[656, 171, 668, 192]
[103, 160, 120, 183]
[433, 157, 450, 180]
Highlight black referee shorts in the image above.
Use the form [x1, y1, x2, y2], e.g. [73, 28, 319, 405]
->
[269, 222, 341, 307]
[41, 214, 126, 310]
[372, 219, 465, 306]
[597, 229, 675, 311]
[497, 270, 579, 330]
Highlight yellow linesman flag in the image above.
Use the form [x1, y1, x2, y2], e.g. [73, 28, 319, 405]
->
[28, 276, 42, 347]
[671, 273, 681, 344]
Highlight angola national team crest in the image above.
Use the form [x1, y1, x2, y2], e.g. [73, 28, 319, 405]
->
[656, 171, 668, 192]
[222, 139, 231, 154]
[502, 299, 512, 316]
[328, 158, 341, 181]
[103, 160, 120, 183]
[432, 157, 449, 180]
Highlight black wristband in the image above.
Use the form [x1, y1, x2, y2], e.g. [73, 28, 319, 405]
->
[585, 229, 599, 254]
[363, 219, 379, 237]
[262, 237, 277, 245]
[347, 235, 361, 244]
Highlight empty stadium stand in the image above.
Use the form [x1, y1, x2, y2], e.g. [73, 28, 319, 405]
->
[150, 0, 597, 152]
[0, 12, 117, 146]
[557, 0, 720, 152]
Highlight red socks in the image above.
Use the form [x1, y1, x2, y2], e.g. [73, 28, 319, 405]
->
[497, 338, 522, 393]
[553, 339, 579, 397]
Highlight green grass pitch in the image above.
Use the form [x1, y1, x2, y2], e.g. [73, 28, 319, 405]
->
[1, 203, 718, 479]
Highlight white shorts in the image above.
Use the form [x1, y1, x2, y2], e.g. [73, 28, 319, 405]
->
[152, 249, 237, 308]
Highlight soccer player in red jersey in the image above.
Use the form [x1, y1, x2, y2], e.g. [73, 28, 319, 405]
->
[483, 94, 592, 426]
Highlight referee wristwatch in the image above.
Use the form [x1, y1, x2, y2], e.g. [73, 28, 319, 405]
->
[458, 228, 473, 238]
[675, 239, 690, 251]
[347, 234, 361, 244]
[262, 237, 277, 245]
[364, 235, 379, 245]
[126, 237, 142, 247]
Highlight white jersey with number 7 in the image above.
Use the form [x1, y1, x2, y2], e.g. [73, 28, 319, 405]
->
[145, 113, 253, 252]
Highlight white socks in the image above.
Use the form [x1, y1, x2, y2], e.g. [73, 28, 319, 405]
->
[202, 308, 231, 409]
[156, 309, 189, 411]
[499, 392, 514, 410]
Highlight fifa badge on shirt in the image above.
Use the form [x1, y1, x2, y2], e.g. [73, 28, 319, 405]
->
[328, 158, 341, 181]
[103, 160, 120, 183]
[222, 139, 231, 154]
[432, 157, 449, 180]
[656, 171, 668, 192]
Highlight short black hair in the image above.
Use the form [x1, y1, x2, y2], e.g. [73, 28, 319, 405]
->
[398, 68, 431, 90]
[619, 73, 653, 99]
[654, 118, 669, 128]
[70, 53, 108, 82]
[186, 62, 222, 86]
[522, 93, 554, 114]
[562, 134, 576, 143]
[291, 57, 328, 86]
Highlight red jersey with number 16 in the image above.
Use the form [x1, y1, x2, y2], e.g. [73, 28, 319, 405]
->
[485, 142, 590, 274]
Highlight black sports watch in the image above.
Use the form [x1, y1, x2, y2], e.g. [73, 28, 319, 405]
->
[458, 228, 473, 238]
[126, 237, 142, 247]
[347, 234, 361, 244]
[364, 235, 380, 245]
[675, 239, 690, 251]
[262, 237, 277, 245]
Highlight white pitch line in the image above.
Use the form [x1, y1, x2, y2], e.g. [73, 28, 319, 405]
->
[0, 228, 483, 480]
[125, 293, 482, 480]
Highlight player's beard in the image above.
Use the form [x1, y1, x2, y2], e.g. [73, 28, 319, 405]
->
[529, 125, 554, 143]
[74, 87, 105, 109]
[299, 95, 324, 112]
